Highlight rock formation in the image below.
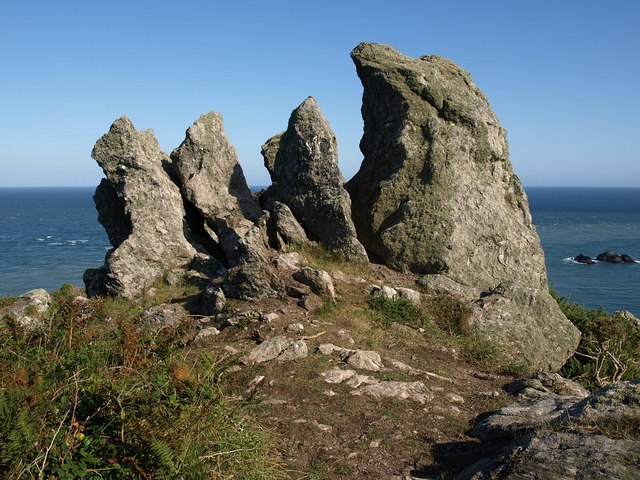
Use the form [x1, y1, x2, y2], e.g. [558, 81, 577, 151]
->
[460, 379, 640, 479]
[574, 253, 595, 264]
[347, 42, 579, 370]
[261, 97, 367, 262]
[170, 112, 285, 300]
[84, 117, 196, 298]
[596, 250, 635, 263]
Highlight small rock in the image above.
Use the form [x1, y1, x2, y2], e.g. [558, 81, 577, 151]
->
[354, 381, 432, 404]
[260, 312, 280, 323]
[286, 323, 305, 333]
[273, 252, 304, 271]
[346, 374, 378, 388]
[447, 393, 465, 404]
[297, 293, 324, 312]
[321, 368, 356, 384]
[323, 389, 337, 397]
[242, 336, 291, 364]
[293, 267, 336, 300]
[223, 345, 240, 355]
[201, 286, 226, 316]
[395, 287, 421, 304]
[277, 340, 308, 361]
[369, 440, 381, 448]
[193, 327, 220, 342]
[346, 350, 385, 371]
[318, 343, 352, 356]
[314, 421, 332, 432]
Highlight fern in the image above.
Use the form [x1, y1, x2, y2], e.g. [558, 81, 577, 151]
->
[150, 438, 176, 477]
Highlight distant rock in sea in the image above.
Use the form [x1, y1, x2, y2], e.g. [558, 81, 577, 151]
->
[596, 250, 635, 263]
[574, 254, 595, 265]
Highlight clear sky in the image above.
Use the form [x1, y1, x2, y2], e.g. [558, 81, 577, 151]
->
[1, 0, 638, 187]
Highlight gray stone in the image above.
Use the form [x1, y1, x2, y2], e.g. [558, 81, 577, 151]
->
[85, 117, 196, 298]
[171, 112, 285, 300]
[140, 304, 189, 334]
[273, 252, 304, 271]
[261, 97, 367, 262]
[194, 327, 220, 342]
[395, 287, 421, 304]
[458, 431, 640, 480]
[242, 336, 308, 364]
[170, 112, 262, 251]
[1, 289, 51, 332]
[270, 201, 308, 248]
[346, 43, 579, 371]
[346, 350, 385, 371]
[201, 286, 226, 316]
[321, 367, 356, 384]
[353, 381, 432, 404]
[293, 267, 336, 300]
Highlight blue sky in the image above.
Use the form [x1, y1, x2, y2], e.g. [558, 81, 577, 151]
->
[1, 1, 638, 187]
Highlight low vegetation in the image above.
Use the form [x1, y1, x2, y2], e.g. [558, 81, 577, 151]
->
[554, 290, 640, 391]
[0, 284, 287, 480]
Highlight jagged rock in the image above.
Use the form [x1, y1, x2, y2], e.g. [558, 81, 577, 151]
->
[369, 285, 421, 304]
[293, 267, 336, 300]
[458, 431, 640, 480]
[346, 43, 579, 371]
[270, 201, 308, 248]
[223, 260, 286, 301]
[1, 289, 51, 332]
[417, 274, 477, 300]
[188, 253, 226, 287]
[170, 112, 262, 249]
[297, 293, 324, 312]
[261, 97, 367, 262]
[193, 326, 220, 342]
[171, 112, 285, 300]
[84, 117, 196, 298]
[395, 287, 421, 304]
[321, 367, 357, 384]
[462, 380, 640, 479]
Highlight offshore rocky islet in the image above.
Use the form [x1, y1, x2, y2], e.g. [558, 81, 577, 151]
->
[84, 42, 579, 372]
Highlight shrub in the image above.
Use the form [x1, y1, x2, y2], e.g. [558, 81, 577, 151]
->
[554, 291, 640, 390]
[0, 285, 288, 479]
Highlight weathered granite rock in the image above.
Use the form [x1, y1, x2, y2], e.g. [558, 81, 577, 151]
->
[242, 336, 308, 364]
[347, 43, 579, 370]
[293, 267, 336, 300]
[170, 112, 262, 259]
[84, 117, 196, 298]
[1, 289, 51, 332]
[270, 201, 308, 248]
[171, 112, 285, 300]
[261, 97, 367, 261]
[461, 379, 640, 480]
[140, 304, 189, 334]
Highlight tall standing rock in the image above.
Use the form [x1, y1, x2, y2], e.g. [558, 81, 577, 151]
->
[261, 97, 368, 262]
[84, 117, 196, 298]
[347, 43, 579, 370]
[171, 112, 285, 300]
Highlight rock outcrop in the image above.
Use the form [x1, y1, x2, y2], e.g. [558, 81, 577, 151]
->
[347, 42, 579, 370]
[574, 253, 595, 264]
[170, 112, 285, 300]
[84, 117, 196, 298]
[261, 97, 367, 262]
[460, 379, 640, 480]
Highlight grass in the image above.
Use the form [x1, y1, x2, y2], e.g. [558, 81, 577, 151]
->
[0, 283, 289, 480]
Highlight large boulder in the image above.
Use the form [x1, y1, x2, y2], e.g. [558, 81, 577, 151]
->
[170, 112, 284, 300]
[347, 43, 579, 370]
[84, 117, 196, 298]
[261, 97, 367, 262]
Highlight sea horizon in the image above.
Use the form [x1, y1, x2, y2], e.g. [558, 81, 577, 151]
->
[1, 186, 639, 317]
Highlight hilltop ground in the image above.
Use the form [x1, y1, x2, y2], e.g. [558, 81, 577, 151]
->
[2, 245, 638, 479]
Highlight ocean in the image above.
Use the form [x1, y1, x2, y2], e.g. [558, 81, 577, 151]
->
[1, 186, 638, 317]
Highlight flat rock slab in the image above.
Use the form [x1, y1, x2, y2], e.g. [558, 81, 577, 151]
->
[242, 336, 308, 364]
